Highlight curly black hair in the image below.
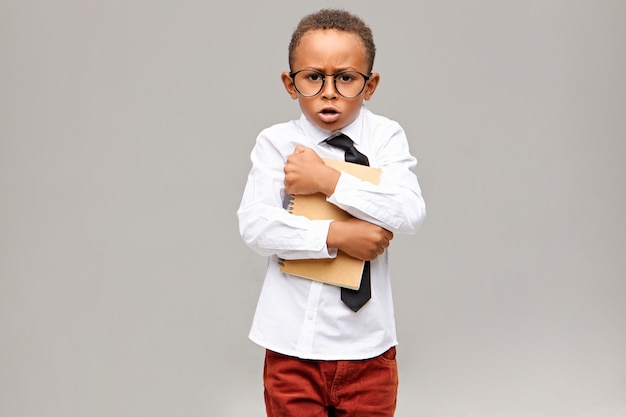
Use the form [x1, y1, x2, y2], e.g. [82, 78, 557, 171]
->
[288, 9, 376, 73]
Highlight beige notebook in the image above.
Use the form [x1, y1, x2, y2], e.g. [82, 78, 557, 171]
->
[280, 159, 381, 289]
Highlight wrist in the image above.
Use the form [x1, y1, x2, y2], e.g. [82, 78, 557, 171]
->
[319, 166, 341, 196]
[326, 219, 346, 249]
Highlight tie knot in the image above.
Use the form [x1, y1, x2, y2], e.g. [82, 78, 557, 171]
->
[325, 132, 369, 166]
[325, 133, 353, 151]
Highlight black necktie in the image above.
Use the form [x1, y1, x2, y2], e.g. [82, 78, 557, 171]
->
[325, 132, 371, 312]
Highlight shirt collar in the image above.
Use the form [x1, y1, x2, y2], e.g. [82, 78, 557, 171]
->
[299, 106, 366, 145]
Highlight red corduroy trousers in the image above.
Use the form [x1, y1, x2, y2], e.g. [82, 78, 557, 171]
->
[263, 347, 398, 417]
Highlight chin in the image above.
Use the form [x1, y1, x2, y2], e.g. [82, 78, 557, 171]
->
[321, 118, 349, 131]
[308, 119, 342, 132]
[321, 123, 345, 132]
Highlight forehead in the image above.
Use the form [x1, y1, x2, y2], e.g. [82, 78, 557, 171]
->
[292, 29, 368, 71]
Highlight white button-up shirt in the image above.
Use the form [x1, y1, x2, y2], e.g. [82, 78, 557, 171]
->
[238, 106, 426, 360]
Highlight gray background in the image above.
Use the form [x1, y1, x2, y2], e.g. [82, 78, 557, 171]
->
[1, 1, 625, 416]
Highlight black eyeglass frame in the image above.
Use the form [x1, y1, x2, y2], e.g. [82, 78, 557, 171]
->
[289, 69, 371, 98]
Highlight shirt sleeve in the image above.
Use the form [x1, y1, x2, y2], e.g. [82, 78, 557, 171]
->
[237, 129, 337, 260]
[326, 124, 426, 235]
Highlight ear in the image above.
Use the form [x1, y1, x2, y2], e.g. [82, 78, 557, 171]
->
[363, 72, 380, 101]
[281, 72, 298, 100]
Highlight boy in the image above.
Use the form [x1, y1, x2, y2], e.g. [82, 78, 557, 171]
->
[237, 9, 426, 417]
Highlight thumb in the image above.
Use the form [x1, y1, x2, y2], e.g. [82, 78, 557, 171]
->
[293, 145, 309, 155]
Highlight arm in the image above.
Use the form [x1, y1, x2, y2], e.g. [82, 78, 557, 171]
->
[238, 131, 338, 260]
[283, 145, 394, 262]
[328, 125, 426, 235]
[283, 125, 426, 236]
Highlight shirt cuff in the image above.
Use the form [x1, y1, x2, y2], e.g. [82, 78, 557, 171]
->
[309, 219, 337, 258]
[327, 172, 359, 206]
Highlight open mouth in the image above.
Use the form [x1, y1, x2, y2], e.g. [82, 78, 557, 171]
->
[318, 108, 341, 123]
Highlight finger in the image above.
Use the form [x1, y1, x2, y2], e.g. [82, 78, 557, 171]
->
[283, 179, 294, 194]
[374, 246, 385, 257]
[294, 145, 308, 155]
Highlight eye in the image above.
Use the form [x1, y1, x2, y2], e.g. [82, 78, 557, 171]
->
[336, 73, 356, 83]
[306, 72, 324, 82]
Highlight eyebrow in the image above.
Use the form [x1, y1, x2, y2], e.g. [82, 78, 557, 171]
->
[300, 66, 361, 73]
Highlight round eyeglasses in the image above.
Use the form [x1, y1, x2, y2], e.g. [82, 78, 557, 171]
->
[289, 69, 371, 98]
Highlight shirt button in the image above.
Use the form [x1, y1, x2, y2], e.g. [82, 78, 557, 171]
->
[307, 312, 314, 320]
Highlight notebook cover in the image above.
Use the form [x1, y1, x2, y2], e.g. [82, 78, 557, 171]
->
[279, 159, 381, 289]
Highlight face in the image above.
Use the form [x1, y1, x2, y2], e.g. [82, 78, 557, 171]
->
[282, 29, 380, 132]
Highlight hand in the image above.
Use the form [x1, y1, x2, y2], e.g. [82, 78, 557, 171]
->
[327, 218, 394, 261]
[284, 146, 340, 196]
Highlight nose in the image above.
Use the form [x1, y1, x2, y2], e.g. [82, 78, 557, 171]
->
[321, 75, 338, 99]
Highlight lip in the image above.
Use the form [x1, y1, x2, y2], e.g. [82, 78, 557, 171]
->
[318, 107, 341, 124]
